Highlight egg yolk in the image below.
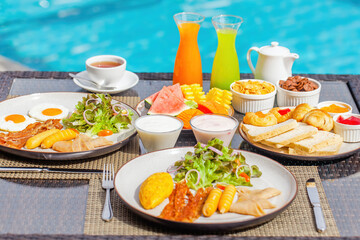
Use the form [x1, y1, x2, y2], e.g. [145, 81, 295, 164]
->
[5, 114, 26, 123]
[42, 108, 62, 116]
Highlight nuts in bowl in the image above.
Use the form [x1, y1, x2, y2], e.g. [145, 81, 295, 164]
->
[276, 76, 321, 107]
[230, 79, 276, 114]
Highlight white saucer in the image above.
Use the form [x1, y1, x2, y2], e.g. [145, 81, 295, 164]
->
[73, 70, 139, 94]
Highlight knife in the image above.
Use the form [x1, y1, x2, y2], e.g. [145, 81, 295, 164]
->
[0, 167, 102, 174]
[306, 178, 326, 232]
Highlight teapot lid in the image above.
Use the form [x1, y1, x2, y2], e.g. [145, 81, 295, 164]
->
[260, 42, 290, 56]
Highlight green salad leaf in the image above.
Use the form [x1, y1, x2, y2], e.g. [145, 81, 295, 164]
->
[62, 93, 133, 136]
[173, 138, 262, 190]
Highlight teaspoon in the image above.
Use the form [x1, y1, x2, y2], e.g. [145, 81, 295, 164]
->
[69, 73, 117, 90]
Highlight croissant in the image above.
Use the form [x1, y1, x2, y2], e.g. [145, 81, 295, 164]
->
[243, 111, 277, 127]
[269, 107, 294, 123]
[302, 109, 334, 131]
[292, 103, 314, 122]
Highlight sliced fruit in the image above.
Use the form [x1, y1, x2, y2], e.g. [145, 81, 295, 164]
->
[177, 109, 204, 129]
[144, 91, 160, 109]
[181, 84, 206, 103]
[198, 101, 228, 115]
[148, 86, 189, 116]
[144, 84, 183, 109]
[206, 88, 232, 109]
[168, 83, 184, 101]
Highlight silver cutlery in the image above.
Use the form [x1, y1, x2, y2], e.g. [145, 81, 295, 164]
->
[101, 163, 114, 222]
[306, 178, 326, 232]
[69, 73, 117, 90]
[0, 167, 102, 174]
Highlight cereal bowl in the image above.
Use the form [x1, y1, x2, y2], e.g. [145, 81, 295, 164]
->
[333, 113, 360, 143]
[230, 79, 276, 114]
[317, 101, 352, 117]
[276, 77, 321, 107]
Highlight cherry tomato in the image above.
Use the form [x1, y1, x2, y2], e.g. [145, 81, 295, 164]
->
[239, 172, 250, 182]
[216, 184, 226, 190]
[98, 129, 113, 137]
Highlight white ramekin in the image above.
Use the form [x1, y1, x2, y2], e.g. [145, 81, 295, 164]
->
[333, 113, 360, 143]
[276, 78, 321, 107]
[317, 101, 352, 117]
[230, 79, 276, 114]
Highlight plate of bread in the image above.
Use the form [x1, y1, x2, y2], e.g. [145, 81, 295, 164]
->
[239, 103, 360, 161]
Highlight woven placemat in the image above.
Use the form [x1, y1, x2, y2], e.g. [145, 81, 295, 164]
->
[84, 166, 339, 237]
[0, 96, 140, 180]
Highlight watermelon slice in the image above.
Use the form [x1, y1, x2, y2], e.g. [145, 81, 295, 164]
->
[144, 84, 184, 109]
[144, 91, 159, 109]
[167, 83, 184, 101]
[148, 86, 188, 116]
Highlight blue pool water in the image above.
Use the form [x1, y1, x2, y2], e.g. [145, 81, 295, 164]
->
[1, 0, 360, 74]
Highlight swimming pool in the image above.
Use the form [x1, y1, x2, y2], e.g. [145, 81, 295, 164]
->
[1, 0, 359, 74]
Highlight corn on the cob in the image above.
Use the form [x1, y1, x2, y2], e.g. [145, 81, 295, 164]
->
[180, 84, 206, 103]
[206, 88, 232, 109]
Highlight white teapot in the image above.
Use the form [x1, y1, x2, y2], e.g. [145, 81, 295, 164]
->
[246, 42, 299, 85]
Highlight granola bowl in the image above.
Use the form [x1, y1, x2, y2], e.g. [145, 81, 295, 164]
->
[276, 77, 321, 107]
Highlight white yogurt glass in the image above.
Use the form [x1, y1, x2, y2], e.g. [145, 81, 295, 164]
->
[134, 115, 183, 152]
[190, 114, 239, 146]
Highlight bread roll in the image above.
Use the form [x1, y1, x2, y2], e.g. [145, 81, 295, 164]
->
[269, 107, 294, 123]
[302, 109, 334, 131]
[292, 103, 314, 122]
[243, 112, 277, 127]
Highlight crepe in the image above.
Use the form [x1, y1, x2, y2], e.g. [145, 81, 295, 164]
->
[229, 187, 281, 217]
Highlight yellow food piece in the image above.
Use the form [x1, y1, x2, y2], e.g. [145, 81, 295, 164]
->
[25, 129, 60, 149]
[206, 88, 232, 109]
[41, 129, 78, 149]
[218, 184, 236, 214]
[320, 104, 350, 113]
[139, 172, 174, 210]
[181, 84, 206, 103]
[232, 80, 275, 95]
[202, 188, 222, 217]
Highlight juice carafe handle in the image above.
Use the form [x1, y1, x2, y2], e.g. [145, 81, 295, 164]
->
[246, 47, 260, 75]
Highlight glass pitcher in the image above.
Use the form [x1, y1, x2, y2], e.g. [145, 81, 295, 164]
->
[210, 15, 243, 90]
[173, 12, 205, 86]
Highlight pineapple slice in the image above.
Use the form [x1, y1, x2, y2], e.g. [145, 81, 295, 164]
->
[180, 84, 206, 103]
[206, 88, 232, 109]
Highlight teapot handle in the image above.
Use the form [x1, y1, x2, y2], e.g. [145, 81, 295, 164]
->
[247, 47, 260, 75]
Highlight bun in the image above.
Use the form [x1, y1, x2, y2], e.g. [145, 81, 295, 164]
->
[302, 109, 334, 131]
[269, 107, 294, 123]
[292, 103, 314, 122]
[243, 112, 277, 127]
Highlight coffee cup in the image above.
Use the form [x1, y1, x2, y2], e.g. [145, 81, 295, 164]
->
[85, 55, 126, 87]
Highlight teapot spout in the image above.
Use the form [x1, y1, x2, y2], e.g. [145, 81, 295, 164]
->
[284, 53, 299, 75]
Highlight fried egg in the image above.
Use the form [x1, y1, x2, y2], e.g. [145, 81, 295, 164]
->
[28, 103, 69, 121]
[0, 114, 37, 132]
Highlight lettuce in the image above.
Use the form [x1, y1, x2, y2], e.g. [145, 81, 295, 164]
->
[62, 93, 132, 136]
[174, 138, 262, 190]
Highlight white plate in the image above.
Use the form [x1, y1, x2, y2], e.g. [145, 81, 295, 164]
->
[239, 107, 360, 161]
[0, 92, 139, 160]
[73, 70, 139, 94]
[114, 147, 297, 231]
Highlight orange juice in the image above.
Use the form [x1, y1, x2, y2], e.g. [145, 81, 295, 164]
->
[173, 22, 203, 86]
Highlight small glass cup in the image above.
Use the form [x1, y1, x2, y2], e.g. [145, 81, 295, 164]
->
[190, 114, 239, 146]
[134, 115, 183, 152]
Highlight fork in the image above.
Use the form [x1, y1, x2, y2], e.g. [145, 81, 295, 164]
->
[102, 163, 114, 221]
